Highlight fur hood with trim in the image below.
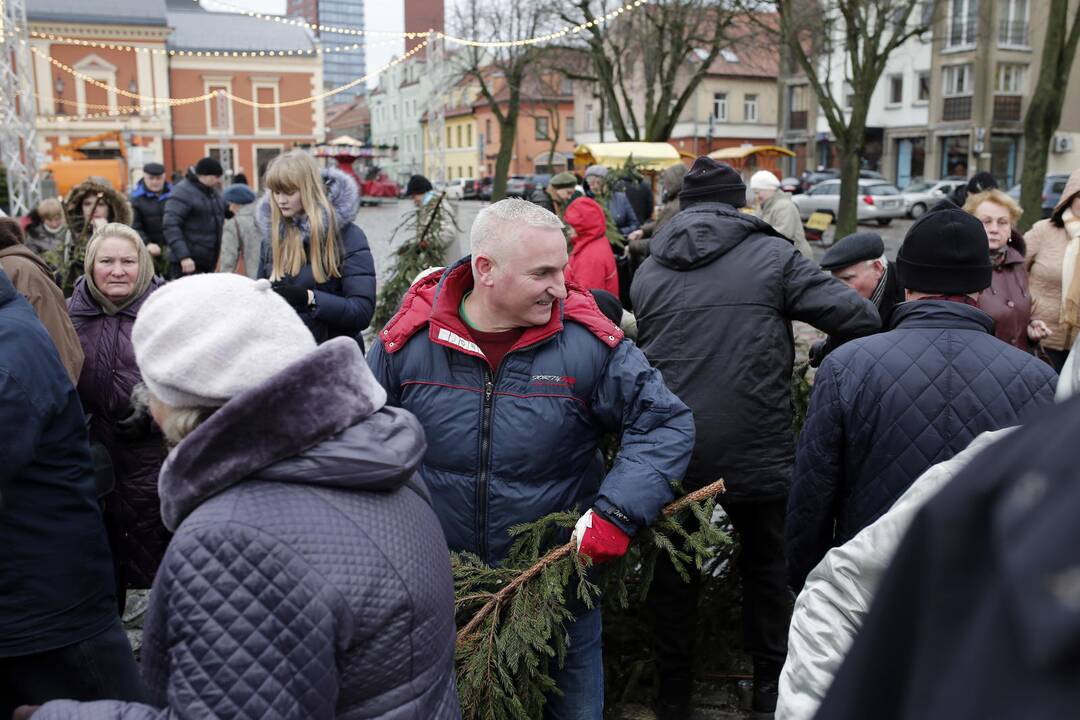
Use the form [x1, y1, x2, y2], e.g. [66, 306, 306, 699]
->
[256, 166, 360, 243]
[63, 179, 133, 240]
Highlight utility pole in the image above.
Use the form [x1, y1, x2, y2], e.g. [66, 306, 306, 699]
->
[216, 90, 232, 180]
[0, 0, 42, 215]
[424, 29, 447, 185]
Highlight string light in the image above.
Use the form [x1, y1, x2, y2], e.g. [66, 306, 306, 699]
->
[438, 0, 649, 48]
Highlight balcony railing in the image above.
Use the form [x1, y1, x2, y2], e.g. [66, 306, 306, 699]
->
[998, 19, 1029, 46]
[993, 95, 1023, 123]
[947, 18, 978, 48]
[788, 110, 807, 130]
[942, 95, 973, 121]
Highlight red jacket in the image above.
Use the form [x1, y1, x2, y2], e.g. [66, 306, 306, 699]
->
[564, 197, 619, 297]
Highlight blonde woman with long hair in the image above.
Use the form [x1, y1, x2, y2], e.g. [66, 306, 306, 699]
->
[257, 150, 375, 347]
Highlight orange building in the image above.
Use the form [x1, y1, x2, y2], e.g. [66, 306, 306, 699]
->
[29, 0, 323, 191]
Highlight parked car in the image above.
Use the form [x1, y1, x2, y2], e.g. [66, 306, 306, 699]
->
[1007, 173, 1071, 219]
[900, 179, 966, 218]
[526, 174, 552, 196]
[444, 178, 478, 200]
[477, 177, 493, 201]
[800, 168, 889, 193]
[505, 175, 530, 198]
[792, 179, 907, 225]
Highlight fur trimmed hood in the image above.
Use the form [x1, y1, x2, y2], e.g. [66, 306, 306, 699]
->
[157, 337, 424, 531]
[256, 166, 360, 243]
[63, 178, 133, 240]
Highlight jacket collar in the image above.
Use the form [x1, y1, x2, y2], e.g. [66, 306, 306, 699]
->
[380, 256, 623, 364]
[888, 298, 995, 334]
[67, 275, 164, 319]
[131, 179, 172, 201]
[158, 338, 389, 530]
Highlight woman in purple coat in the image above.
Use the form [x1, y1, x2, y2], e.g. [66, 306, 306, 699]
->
[68, 223, 168, 609]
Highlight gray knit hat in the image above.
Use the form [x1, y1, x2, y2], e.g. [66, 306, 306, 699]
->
[132, 274, 317, 408]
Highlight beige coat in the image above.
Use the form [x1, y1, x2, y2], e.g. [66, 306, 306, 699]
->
[1024, 169, 1080, 352]
[0, 244, 84, 382]
[761, 190, 814, 260]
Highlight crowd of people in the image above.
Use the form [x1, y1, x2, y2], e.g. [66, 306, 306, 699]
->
[1, 146, 1079, 720]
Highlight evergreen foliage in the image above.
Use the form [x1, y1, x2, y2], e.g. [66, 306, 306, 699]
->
[371, 192, 456, 331]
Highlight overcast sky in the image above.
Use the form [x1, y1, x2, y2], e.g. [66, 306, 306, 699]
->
[201, 0, 406, 90]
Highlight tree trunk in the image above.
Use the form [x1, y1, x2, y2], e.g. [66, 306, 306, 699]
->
[835, 144, 862, 238]
[492, 115, 518, 202]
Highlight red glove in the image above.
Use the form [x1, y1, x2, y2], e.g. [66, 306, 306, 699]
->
[573, 509, 630, 564]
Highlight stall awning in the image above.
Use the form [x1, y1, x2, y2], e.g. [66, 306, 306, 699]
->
[573, 142, 686, 172]
[708, 145, 796, 161]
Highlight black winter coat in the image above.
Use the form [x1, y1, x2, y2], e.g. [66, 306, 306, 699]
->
[629, 202, 880, 499]
[163, 170, 225, 272]
[816, 394, 1080, 720]
[810, 260, 906, 367]
[787, 300, 1057, 589]
[130, 179, 171, 248]
[0, 270, 116, 657]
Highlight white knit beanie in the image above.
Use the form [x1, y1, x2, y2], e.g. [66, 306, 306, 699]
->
[749, 170, 781, 191]
[132, 274, 317, 408]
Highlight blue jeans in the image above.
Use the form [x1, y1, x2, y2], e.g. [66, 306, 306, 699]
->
[545, 607, 604, 720]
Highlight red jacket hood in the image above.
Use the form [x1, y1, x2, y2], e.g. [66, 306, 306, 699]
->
[564, 197, 608, 251]
[379, 258, 623, 364]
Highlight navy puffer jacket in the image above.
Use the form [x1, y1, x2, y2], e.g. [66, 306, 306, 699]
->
[163, 170, 224, 272]
[68, 275, 169, 590]
[786, 300, 1057, 589]
[258, 167, 376, 348]
[369, 259, 695, 564]
[36, 338, 460, 719]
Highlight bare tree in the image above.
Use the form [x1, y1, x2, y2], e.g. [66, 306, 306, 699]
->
[557, 0, 741, 142]
[773, 0, 935, 236]
[1018, 0, 1080, 232]
[453, 0, 550, 201]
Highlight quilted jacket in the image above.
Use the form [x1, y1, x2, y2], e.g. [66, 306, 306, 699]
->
[368, 258, 695, 564]
[786, 299, 1057, 589]
[163, 170, 225, 272]
[37, 338, 460, 719]
[565, 196, 620, 297]
[629, 202, 880, 498]
[69, 276, 169, 590]
[257, 168, 376, 348]
[130, 178, 171, 248]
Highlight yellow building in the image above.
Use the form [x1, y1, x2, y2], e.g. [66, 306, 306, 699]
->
[421, 82, 481, 180]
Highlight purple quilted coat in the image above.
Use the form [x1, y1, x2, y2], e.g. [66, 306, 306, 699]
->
[36, 338, 461, 719]
[68, 275, 169, 590]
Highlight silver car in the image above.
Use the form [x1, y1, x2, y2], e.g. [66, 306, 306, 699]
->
[793, 179, 907, 226]
[900, 180, 965, 218]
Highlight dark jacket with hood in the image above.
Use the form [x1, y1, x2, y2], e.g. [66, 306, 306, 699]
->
[787, 299, 1058, 590]
[0, 269, 117, 658]
[815, 393, 1080, 720]
[369, 259, 695, 564]
[69, 275, 169, 589]
[629, 202, 881, 500]
[35, 338, 461, 719]
[257, 167, 376, 349]
[130, 178, 172, 248]
[163, 169, 225, 272]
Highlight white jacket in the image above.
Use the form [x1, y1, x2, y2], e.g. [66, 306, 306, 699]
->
[776, 428, 1012, 720]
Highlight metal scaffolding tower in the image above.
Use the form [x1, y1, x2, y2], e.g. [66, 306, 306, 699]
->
[0, 0, 42, 215]
[424, 30, 448, 186]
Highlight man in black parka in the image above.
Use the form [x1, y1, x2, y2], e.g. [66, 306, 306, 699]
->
[630, 157, 880, 719]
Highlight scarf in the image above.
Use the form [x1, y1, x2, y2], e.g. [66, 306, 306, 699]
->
[1060, 208, 1080, 332]
[870, 262, 890, 308]
[83, 229, 155, 315]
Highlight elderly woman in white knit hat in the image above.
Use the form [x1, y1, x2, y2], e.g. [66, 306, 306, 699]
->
[750, 169, 814, 259]
[32, 273, 461, 719]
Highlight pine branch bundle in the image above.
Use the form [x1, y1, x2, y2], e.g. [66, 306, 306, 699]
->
[454, 480, 729, 720]
[371, 192, 457, 331]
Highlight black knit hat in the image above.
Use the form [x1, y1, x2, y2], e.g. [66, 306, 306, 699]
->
[194, 156, 224, 176]
[680, 157, 746, 207]
[405, 174, 433, 197]
[896, 207, 992, 294]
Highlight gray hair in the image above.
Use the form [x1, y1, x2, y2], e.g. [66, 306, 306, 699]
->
[470, 198, 564, 262]
[868, 253, 888, 268]
[131, 383, 219, 447]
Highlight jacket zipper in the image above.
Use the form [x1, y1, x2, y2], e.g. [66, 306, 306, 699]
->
[477, 368, 495, 563]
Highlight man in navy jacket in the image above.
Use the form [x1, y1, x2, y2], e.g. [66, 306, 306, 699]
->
[786, 208, 1057, 591]
[369, 198, 694, 720]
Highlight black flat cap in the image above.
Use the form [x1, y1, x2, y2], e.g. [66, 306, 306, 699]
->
[820, 231, 885, 270]
[143, 162, 166, 176]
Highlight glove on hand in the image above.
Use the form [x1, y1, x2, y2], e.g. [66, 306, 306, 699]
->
[573, 509, 630, 564]
[273, 283, 309, 308]
[808, 339, 827, 368]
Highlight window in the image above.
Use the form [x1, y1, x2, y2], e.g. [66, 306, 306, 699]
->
[998, 0, 1029, 45]
[566, 116, 574, 140]
[844, 82, 855, 109]
[584, 104, 594, 131]
[486, 119, 493, 143]
[253, 80, 280, 134]
[995, 63, 1026, 93]
[712, 92, 727, 121]
[943, 64, 973, 95]
[720, 49, 739, 63]
[457, 125, 463, 147]
[447, 127, 453, 148]
[207, 85, 232, 133]
[535, 116, 549, 140]
[466, 125, 472, 146]
[888, 75, 903, 105]
[947, 0, 978, 48]
[207, 146, 236, 178]
[744, 94, 758, 122]
[917, 71, 931, 101]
